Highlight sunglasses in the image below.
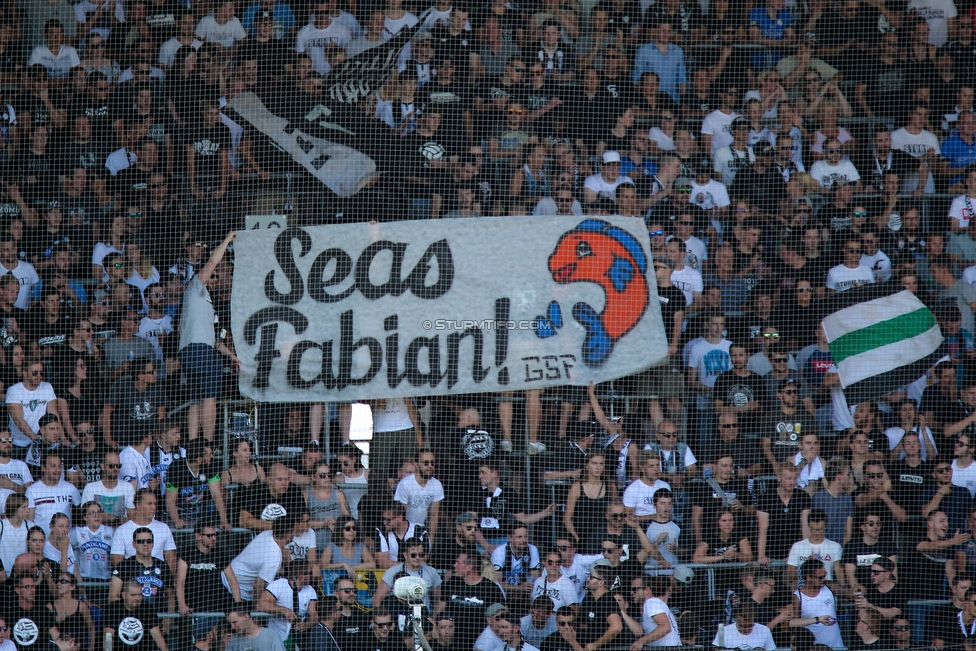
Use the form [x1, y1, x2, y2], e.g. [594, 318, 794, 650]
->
[57, 579, 73, 585]
[375, 622, 394, 629]
[797, 287, 813, 292]
[344, 526, 357, 531]
[763, 333, 779, 338]
[649, 230, 665, 236]
[870, 569, 887, 574]
[661, 115, 675, 120]
[557, 545, 573, 551]
[113, 262, 127, 268]
[610, 513, 627, 518]
[0, 438, 11, 443]
[865, 473, 884, 479]
[825, 148, 842, 154]
[199, 532, 218, 538]
[509, 108, 522, 114]
[602, 546, 619, 552]
[892, 626, 911, 631]
[660, 432, 677, 437]
[407, 552, 426, 558]
[847, 247, 862, 253]
[135, 538, 154, 544]
[720, 423, 738, 428]
[105, 463, 121, 469]
[853, 211, 868, 217]
[128, 212, 143, 218]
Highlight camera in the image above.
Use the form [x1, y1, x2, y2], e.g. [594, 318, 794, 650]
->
[393, 576, 429, 603]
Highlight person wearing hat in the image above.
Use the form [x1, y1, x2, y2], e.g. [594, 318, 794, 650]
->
[575, 559, 624, 649]
[520, 596, 557, 646]
[439, 551, 506, 650]
[713, 116, 754, 186]
[431, 613, 458, 650]
[474, 603, 510, 651]
[583, 151, 634, 204]
[688, 158, 730, 222]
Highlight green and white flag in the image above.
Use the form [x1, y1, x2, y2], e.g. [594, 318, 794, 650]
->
[822, 288, 943, 403]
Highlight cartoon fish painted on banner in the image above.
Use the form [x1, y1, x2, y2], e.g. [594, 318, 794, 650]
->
[546, 219, 649, 366]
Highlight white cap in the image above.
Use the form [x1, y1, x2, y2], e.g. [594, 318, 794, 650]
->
[602, 150, 621, 163]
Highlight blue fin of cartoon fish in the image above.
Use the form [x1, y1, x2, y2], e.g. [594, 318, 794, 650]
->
[573, 302, 613, 366]
[606, 255, 635, 293]
[547, 300, 563, 329]
[534, 315, 556, 338]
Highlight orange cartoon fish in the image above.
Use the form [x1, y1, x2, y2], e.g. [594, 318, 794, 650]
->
[546, 219, 649, 366]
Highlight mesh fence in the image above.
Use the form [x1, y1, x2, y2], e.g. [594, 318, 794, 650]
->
[0, 1, 973, 650]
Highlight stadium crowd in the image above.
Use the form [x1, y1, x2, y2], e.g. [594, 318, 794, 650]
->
[10, 0, 976, 650]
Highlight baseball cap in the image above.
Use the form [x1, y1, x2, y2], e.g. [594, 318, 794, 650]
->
[591, 558, 614, 569]
[673, 565, 696, 585]
[455, 512, 478, 525]
[731, 116, 748, 129]
[753, 141, 774, 157]
[39, 414, 60, 428]
[485, 604, 508, 617]
[255, 10, 273, 21]
[602, 150, 621, 164]
[675, 176, 693, 188]
[794, 196, 813, 209]
[874, 557, 895, 572]
[833, 177, 850, 189]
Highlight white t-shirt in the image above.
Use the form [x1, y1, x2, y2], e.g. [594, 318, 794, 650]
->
[952, 458, 976, 496]
[26, 479, 81, 534]
[194, 15, 248, 47]
[689, 179, 731, 212]
[7, 382, 58, 448]
[557, 553, 604, 599]
[786, 538, 844, 579]
[222, 530, 283, 601]
[809, 159, 861, 189]
[531, 574, 580, 610]
[907, 0, 957, 46]
[642, 596, 681, 646]
[682, 236, 708, 272]
[825, 263, 875, 292]
[158, 36, 203, 67]
[81, 480, 135, 520]
[27, 45, 80, 77]
[384, 12, 419, 34]
[111, 518, 176, 562]
[645, 519, 681, 567]
[647, 127, 675, 151]
[266, 578, 317, 643]
[950, 194, 976, 229]
[70, 524, 114, 579]
[119, 446, 152, 490]
[713, 622, 777, 650]
[622, 478, 672, 516]
[285, 527, 316, 562]
[584, 173, 635, 201]
[0, 260, 39, 309]
[891, 127, 941, 193]
[0, 517, 34, 574]
[713, 145, 754, 186]
[861, 250, 892, 283]
[670, 267, 703, 306]
[0, 458, 32, 487]
[393, 474, 445, 525]
[701, 110, 739, 154]
[74, 0, 126, 40]
[295, 21, 353, 75]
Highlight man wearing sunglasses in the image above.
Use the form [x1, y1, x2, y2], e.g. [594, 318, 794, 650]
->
[176, 517, 232, 623]
[372, 537, 441, 611]
[761, 379, 816, 469]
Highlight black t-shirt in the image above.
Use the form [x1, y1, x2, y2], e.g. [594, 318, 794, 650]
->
[541, 634, 578, 651]
[903, 534, 954, 600]
[576, 591, 621, 645]
[888, 459, 931, 514]
[711, 371, 767, 434]
[849, 489, 899, 542]
[239, 482, 308, 522]
[111, 556, 173, 610]
[183, 122, 232, 180]
[865, 582, 907, 615]
[842, 538, 898, 588]
[920, 386, 967, 430]
[464, 484, 524, 535]
[429, 537, 481, 572]
[335, 610, 371, 649]
[930, 602, 967, 645]
[657, 286, 685, 346]
[755, 488, 810, 560]
[6, 600, 53, 650]
[165, 457, 219, 521]
[441, 576, 507, 649]
[689, 477, 751, 525]
[103, 600, 160, 651]
[761, 408, 817, 463]
[106, 376, 167, 445]
[177, 544, 233, 613]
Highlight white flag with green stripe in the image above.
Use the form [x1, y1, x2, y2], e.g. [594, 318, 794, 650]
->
[822, 289, 943, 401]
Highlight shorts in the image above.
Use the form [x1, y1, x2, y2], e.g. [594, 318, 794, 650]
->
[179, 343, 223, 400]
[622, 355, 685, 399]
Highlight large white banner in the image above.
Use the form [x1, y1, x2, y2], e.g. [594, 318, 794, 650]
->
[230, 216, 669, 402]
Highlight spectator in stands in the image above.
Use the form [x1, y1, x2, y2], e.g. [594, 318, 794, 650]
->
[789, 559, 845, 648]
[227, 602, 286, 651]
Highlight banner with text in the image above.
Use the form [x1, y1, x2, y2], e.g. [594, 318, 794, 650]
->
[230, 216, 668, 402]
